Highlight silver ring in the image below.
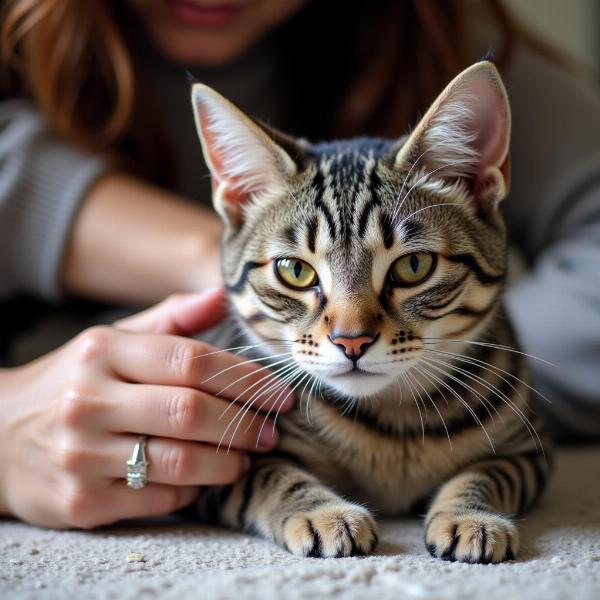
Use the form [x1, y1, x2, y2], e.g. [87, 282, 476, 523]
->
[126, 435, 149, 489]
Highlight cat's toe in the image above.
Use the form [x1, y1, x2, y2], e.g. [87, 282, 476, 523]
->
[283, 504, 378, 558]
[425, 510, 519, 563]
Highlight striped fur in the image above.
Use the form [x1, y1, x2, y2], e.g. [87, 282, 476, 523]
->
[190, 62, 551, 563]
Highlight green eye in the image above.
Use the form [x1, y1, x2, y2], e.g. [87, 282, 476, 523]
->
[390, 253, 436, 286]
[275, 258, 318, 289]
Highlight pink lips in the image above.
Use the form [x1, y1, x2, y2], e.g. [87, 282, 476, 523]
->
[165, 0, 244, 28]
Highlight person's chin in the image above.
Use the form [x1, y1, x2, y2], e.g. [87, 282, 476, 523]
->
[155, 31, 254, 66]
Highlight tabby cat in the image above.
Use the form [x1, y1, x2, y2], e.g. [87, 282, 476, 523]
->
[189, 61, 551, 563]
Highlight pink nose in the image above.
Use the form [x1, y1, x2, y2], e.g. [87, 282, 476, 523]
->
[329, 334, 377, 361]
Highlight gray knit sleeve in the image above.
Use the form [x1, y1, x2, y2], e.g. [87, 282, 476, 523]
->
[0, 100, 107, 300]
[502, 46, 600, 440]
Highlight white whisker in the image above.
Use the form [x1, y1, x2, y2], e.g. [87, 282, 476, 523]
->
[417, 361, 495, 452]
[214, 354, 294, 405]
[299, 373, 315, 426]
[181, 341, 294, 363]
[422, 346, 551, 405]
[226, 366, 299, 453]
[219, 363, 297, 453]
[202, 351, 294, 385]
[391, 159, 467, 223]
[273, 371, 309, 431]
[422, 352, 544, 453]
[393, 146, 438, 217]
[216, 356, 296, 429]
[397, 202, 462, 229]
[409, 365, 453, 450]
[422, 356, 503, 424]
[293, 372, 314, 426]
[243, 363, 301, 432]
[423, 338, 558, 369]
[400, 372, 426, 444]
[256, 368, 305, 443]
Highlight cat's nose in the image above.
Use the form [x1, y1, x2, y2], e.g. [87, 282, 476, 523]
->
[329, 333, 378, 361]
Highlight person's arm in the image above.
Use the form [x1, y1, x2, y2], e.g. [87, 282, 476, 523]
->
[0, 99, 222, 306]
[61, 173, 222, 305]
[502, 44, 600, 440]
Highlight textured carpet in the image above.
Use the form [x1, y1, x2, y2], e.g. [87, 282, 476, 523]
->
[1, 445, 599, 600]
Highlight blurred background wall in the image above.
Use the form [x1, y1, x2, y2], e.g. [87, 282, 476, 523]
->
[505, 0, 599, 74]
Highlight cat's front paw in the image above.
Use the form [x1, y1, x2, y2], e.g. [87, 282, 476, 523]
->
[283, 503, 378, 558]
[425, 510, 519, 563]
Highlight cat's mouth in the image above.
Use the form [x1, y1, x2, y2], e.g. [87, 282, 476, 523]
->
[324, 365, 385, 379]
[324, 368, 392, 397]
[348, 366, 382, 376]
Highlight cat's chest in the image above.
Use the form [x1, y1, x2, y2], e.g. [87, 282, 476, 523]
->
[280, 401, 492, 515]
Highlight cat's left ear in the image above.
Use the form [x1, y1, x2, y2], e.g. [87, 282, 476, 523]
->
[395, 61, 511, 208]
[191, 83, 299, 229]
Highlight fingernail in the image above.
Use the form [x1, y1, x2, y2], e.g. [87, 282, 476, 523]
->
[258, 424, 279, 450]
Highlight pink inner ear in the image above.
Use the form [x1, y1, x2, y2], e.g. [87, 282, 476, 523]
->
[458, 75, 510, 173]
[197, 106, 249, 227]
[198, 106, 248, 207]
[198, 111, 236, 188]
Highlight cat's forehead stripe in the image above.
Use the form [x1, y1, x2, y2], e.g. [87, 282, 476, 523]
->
[308, 142, 391, 243]
[398, 219, 426, 244]
[356, 169, 381, 238]
[312, 169, 337, 239]
[306, 216, 318, 254]
[379, 213, 394, 249]
[280, 225, 298, 247]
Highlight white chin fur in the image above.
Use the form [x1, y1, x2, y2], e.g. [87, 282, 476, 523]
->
[323, 372, 395, 398]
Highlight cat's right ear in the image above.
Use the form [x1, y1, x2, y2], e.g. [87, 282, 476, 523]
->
[394, 61, 511, 209]
[191, 84, 298, 230]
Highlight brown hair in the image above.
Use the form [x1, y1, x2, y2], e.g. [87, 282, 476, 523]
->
[0, 0, 548, 182]
[1, 0, 168, 180]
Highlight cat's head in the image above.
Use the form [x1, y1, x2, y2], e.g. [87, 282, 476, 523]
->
[191, 61, 511, 399]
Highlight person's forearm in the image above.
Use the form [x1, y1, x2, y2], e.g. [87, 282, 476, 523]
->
[61, 173, 223, 305]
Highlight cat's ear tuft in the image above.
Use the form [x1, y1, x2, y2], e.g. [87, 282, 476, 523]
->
[191, 83, 298, 228]
[481, 48, 495, 63]
[395, 61, 511, 207]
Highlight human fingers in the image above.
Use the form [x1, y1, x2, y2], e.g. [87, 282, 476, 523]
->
[99, 382, 281, 451]
[115, 288, 227, 335]
[55, 481, 199, 529]
[104, 329, 296, 411]
[103, 481, 199, 523]
[104, 435, 250, 486]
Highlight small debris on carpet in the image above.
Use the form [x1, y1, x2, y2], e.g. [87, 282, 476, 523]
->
[126, 551, 146, 563]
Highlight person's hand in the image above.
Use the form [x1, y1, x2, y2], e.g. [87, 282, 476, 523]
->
[0, 289, 293, 528]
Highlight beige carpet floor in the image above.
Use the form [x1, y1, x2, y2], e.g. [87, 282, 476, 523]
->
[1, 445, 599, 600]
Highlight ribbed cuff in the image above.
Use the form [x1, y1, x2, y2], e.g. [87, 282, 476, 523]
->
[2, 132, 107, 301]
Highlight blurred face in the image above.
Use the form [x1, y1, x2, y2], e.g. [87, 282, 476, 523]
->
[129, 0, 308, 66]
